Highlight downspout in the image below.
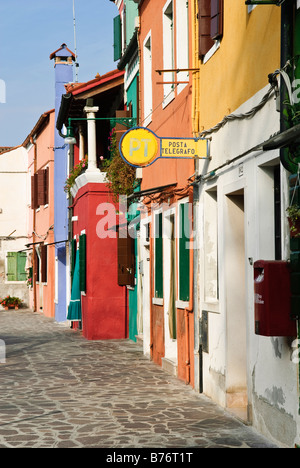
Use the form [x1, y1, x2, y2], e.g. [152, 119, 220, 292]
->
[280, 0, 298, 173]
[30, 136, 37, 313]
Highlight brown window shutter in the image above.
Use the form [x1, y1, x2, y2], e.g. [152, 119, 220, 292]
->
[31, 174, 38, 209]
[211, 0, 223, 40]
[41, 244, 47, 283]
[115, 109, 132, 151]
[198, 0, 215, 59]
[117, 231, 135, 287]
[37, 170, 45, 206]
[44, 167, 49, 205]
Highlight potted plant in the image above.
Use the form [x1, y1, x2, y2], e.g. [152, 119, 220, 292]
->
[0, 296, 22, 310]
[287, 204, 300, 237]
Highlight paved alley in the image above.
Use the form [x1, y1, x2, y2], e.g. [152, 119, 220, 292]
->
[0, 309, 278, 449]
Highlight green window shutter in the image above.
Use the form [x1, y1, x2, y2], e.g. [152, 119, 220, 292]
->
[155, 213, 163, 299]
[17, 252, 27, 282]
[179, 203, 190, 301]
[71, 238, 77, 280]
[113, 15, 122, 62]
[79, 234, 86, 293]
[6, 252, 17, 281]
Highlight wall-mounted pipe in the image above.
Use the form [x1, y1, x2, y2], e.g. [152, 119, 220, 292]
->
[280, 0, 298, 173]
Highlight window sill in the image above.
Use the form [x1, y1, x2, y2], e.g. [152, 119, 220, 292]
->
[203, 40, 221, 64]
[143, 115, 152, 128]
[152, 297, 163, 306]
[176, 300, 189, 310]
[162, 91, 175, 109]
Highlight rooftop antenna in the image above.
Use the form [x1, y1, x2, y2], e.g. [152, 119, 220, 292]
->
[73, 0, 79, 82]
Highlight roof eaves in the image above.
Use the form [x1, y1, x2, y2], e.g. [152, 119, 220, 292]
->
[22, 109, 55, 147]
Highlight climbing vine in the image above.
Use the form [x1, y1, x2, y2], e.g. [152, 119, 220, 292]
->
[105, 128, 136, 202]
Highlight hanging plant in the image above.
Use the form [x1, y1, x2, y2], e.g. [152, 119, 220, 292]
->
[104, 128, 136, 202]
[64, 158, 88, 195]
[287, 204, 300, 237]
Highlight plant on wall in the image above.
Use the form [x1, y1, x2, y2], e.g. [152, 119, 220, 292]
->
[104, 128, 136, 202]
[64, 158, 88, 195]
[287, 204, 300, 237]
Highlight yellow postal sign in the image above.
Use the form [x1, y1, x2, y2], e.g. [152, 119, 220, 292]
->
[120, 127, 208, 168]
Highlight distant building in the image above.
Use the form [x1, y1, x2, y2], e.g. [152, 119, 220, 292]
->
[0, 146, 29, 307]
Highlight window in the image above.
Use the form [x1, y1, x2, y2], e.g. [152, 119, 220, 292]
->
[31, 167, 49, 209]
[179, 202, 190, 302]
[6, 252, 27, 282]
[163, 0, 175, 106]
[155, 212, 163, 299]
[198, 0, 223, 59]
[143, 32, 152, 125]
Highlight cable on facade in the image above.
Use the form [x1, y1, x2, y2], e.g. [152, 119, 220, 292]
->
[197, 61, 292, 139]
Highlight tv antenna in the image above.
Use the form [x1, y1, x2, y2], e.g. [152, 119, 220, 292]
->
[73, 0, 79, 82]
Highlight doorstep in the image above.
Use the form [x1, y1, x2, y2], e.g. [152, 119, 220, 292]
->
[161, 357, 178, 377]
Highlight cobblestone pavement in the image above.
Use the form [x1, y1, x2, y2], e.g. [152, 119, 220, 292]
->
[0, 309, 278, 449]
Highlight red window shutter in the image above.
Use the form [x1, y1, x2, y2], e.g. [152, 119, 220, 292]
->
[117, 230, 135, 287]
[198, 0, 215, 59]
[211, 0, 223, 40]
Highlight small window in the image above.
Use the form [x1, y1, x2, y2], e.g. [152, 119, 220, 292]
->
[6, 252, 27, 282]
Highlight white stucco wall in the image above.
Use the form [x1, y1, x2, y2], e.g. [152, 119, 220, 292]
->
[0, 146, 29, 306]
[195, 85, 300, 447]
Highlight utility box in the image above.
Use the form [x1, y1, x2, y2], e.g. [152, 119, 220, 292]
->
[254, 260, 297, 337]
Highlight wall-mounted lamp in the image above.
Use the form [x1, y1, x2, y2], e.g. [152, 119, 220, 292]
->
[64, 125, 77, 145]
[58, 124, 77, 145]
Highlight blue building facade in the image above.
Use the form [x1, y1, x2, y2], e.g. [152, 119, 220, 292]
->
[50, 44, 75, 322]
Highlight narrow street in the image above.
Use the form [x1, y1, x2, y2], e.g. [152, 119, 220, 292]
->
[0, 309, 278, 450]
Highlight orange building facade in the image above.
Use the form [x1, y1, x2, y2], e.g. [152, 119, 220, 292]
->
[24, 109, 56, 318]
[137, 0, 196, 385]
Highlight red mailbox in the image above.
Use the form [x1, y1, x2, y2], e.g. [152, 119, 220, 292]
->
[254, 260, 297, 337]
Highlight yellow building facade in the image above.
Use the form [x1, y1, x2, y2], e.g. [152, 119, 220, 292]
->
[191, 1, 300, 448]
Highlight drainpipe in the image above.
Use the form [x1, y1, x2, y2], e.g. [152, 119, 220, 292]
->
[280, 0, 298, 173]
[30, 136, 37, 313]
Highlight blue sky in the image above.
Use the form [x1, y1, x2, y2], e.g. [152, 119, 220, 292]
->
[0, 0, 118, 147]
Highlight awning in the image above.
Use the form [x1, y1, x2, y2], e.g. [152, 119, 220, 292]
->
[67, 249, 82, 322]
